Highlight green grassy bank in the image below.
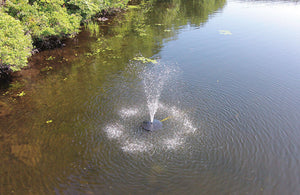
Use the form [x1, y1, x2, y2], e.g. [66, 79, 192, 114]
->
[0, 0, 129, 77]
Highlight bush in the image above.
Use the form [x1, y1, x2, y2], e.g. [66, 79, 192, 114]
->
[66, 0, 129, 22]
[66, 0, 103, 22]
[0, 10, 32, 71]
[1, 0, 130, 73]
[5, 0, 82, 40]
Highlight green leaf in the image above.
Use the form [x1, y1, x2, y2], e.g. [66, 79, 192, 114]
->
[46, 120, 53, 124]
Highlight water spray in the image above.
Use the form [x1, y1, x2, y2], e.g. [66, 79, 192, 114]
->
[140, 62, 175, 131]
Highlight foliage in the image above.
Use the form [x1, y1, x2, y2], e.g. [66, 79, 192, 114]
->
[5, 0, 82, 40]
[66, 0, 102, 22]
[0, 0, 225, 74]
[9, 81, 25, 90]
[1, 0, 130, 73]
[0, 10, 32, 71]
[46, 56, 56, 61]
[17, 91, 26, 96]
[85, 21, 100, 36]
[66, 0, 129, 22]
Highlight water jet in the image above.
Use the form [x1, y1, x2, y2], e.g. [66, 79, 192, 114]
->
[141, 63, 173, 131]
[103, 62, 196, 152]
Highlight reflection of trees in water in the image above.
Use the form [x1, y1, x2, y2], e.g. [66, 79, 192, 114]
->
[148, 0, 226, 28]
[87, 0, 226, 68]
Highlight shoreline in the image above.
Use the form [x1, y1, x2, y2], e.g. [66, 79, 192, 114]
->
[0, 0, 133, 82]
[0, 5, 130, 118]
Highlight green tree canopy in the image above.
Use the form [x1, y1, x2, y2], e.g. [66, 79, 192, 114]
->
[0, 10, 32, 71]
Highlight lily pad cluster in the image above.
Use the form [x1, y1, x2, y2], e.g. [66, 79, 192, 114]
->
[133, 56, 158, 64]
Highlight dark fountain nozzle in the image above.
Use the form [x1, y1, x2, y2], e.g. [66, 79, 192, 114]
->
[142, 119, 163, 131]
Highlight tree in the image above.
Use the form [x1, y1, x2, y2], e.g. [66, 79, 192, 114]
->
[0, 10, 32, 72]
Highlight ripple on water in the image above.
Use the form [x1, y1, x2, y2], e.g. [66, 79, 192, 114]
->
[163, 137, 185, 150]
[122, 141, 154, 153]
[103, 103, 198, 154]
[119, 108, 139, 118]
[104, 124, 124, 139]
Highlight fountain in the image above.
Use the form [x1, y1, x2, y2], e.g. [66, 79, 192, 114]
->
[141, 63, 172, 131]
[103, 60, 197, 153]
[142, 119, 163, 131]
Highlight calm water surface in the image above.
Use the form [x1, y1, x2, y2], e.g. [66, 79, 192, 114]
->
[1, 0, 300, 194]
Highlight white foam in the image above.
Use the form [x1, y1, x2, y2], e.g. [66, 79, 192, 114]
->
[104, 124, 124, 139]
[183, 118, 197, 134]
[168, 105, 197, 134]
[121, 141, 153, 153]
[119, 108, 139, 118]
[163, 137, 184, 150]
[104, 103, 197, 153]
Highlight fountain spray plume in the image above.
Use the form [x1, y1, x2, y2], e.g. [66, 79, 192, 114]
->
[141, 62, 175, 130]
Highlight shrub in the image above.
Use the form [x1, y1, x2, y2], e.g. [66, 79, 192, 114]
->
[1, 0, 130, 73]
[0, 10, 32, 71]
[66, 0, 103, 22]
[66, 0, 129, 22]
[5, 0, 82, 40]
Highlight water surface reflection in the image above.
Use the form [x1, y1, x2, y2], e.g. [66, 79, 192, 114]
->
[1, 0, 300, 194]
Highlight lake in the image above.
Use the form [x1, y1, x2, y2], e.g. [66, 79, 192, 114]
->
[1, 0, 300, 194]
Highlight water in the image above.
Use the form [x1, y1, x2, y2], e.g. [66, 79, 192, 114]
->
[1, 0, 300, 194]
[142, 63, 173, 123]
[103, 62, 195, 152]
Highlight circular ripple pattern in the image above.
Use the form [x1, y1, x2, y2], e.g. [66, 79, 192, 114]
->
[101, 61, 198, 153]
[104, 103, 197, 153]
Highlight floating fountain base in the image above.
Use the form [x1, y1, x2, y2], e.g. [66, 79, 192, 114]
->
[142, 119, 163, 131]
